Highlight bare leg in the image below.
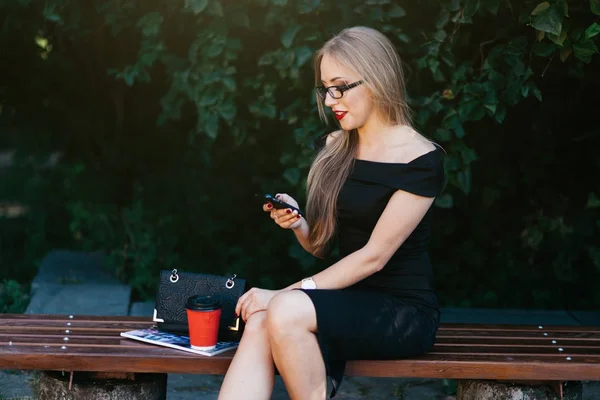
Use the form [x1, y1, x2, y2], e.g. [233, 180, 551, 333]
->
[267, 291, 327, 400]
[218, 311, 274, 400]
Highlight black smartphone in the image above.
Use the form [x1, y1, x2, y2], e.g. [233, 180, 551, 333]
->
[261, 194, 304, 217]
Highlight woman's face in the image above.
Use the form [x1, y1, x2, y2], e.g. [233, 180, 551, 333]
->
[319, 53, 375, 132]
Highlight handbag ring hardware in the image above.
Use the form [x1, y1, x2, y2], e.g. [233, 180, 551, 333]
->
[170, 269, 179, 283]
[226, 274, 237, 289]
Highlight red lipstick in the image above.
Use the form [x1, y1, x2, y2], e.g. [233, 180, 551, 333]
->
[334, 111, 347, 120]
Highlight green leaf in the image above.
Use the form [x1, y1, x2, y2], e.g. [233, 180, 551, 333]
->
[560, 47, 572, 62]
[533, 41, 556, 57]
[123, 67, 136, 86]
[187, 0, 209, 14]
[532, 86, 542, 101]
[586, 193, 600, 208]
[591, 0, 600, 16]
[531, 3, 563, 36]
[208, 1, 223, 17]
[283, 168, 300, 185]
[447, 0, 461, 12]
[547, 28, 567, 46]
[588, 247, 600, 272]
[495, 106, 506, 123]
[199, 92, 219, 106]
[222, 77, 236, 92]
[43, 3, 62, 23]
[281, 25, 301, 48]
[295, 46, 313, 68]
[218, 101, 236, 121]
[138, 13, 163, 37]
[556, 0, 568, 17]
[484, 104, 497, 115]
[388, 4, 406, 18]
[531, 2, 550, 16]
[458, 99, 485, 121]
[433, 128, 453, 141]
[436, 10, 450, 29]
[258, 52, 275, 66]
[484, 0, 501, 15]
[397, 33, 410, 43]
[203, 113, 219, 139]
[573, 39, 599, 61]
[434, 30, 447, 42]
[464, 0, 479, 17]
[585, 23, 600, 39]
[435, 194, 453, 209]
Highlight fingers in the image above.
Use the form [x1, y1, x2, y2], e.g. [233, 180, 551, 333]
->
[280, 209, 302, 228]
[262, 202, 273, 212]
[235, 292, 248, 317]
[270, 208, 301, 228]
[237, 289, 257, 322]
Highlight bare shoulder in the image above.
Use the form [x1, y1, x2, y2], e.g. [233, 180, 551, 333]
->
[393, 128, 438, 163]
[325, 130, 343, 146]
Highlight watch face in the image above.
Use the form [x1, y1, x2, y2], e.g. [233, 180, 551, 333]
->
[302, 278, 316, 289]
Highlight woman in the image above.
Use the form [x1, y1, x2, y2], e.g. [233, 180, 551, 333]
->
[218, 26, 445, 400]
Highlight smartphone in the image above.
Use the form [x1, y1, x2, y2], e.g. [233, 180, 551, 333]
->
[262, 194, 304, 217]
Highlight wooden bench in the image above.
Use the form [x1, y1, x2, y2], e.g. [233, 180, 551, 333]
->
[1, 314, 599, 399]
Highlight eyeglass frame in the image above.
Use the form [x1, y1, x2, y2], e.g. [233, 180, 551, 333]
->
[315, 80, 364, 100]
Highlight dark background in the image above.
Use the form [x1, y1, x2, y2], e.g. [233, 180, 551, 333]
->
[1, 0, 599, 312]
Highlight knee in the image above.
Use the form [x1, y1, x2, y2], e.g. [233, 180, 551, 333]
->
[242, 311, 267, 338]
[266, 291, 311, 337]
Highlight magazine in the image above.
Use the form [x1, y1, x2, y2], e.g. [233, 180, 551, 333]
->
[120, 327, 239, 356]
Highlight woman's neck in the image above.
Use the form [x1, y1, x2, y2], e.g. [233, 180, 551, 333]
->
[356, 118, 414, 151]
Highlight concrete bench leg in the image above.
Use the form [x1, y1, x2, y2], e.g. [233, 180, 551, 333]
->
[37, 371, 167, 400]
[457, 380, 582, 400]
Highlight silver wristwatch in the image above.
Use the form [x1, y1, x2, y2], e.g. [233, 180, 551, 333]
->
[301, 277, 317, 289]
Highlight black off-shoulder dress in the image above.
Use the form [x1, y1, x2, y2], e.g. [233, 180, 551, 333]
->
[298, 135, 445, 398]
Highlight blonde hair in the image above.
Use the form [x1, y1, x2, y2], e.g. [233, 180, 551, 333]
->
[306, 26, 412, 256]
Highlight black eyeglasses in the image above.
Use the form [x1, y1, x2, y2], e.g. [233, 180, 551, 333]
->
[315, 80, 364, 100]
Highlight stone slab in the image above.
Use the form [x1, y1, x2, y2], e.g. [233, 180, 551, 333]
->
[25, 283, 131, 316]
[130, 300, 155, 317]
[570, 311, 600, 326]
[31, 250, 121, 289]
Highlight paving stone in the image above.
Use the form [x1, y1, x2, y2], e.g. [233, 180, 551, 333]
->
[25, 283, 131, 316]
[130, 300, 155, 317]
[26, 250, 131, 316]
[0, 370, 37, 399]
[31, 250, 120, 289]
[571, 311, 600, 326]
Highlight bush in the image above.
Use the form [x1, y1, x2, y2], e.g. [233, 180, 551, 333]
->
[0, 0, 598, 307]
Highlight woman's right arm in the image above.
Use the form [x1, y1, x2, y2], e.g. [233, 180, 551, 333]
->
[263, 194, 319, 257]
[291, 218, 319, 256]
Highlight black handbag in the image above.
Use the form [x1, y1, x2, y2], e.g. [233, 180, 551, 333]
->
[152, 269, 246, 341]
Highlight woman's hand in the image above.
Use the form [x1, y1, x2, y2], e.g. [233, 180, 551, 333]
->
[263, 193, 304, 230]
[235, 288, 279, 322]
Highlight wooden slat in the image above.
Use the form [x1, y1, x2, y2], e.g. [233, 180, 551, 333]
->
[439, 323, 600, 333]
[0, 314, 151, 323]
[1, 314, 600, 380]
[435, 336, 600, 347]
[437, 330, 600, 340]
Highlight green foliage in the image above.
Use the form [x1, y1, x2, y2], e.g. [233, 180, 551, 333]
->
[0, 280, 30, 313]
[0, 0, 598, 308]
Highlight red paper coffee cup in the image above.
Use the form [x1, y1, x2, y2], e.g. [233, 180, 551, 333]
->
[185, 295, 222, 350]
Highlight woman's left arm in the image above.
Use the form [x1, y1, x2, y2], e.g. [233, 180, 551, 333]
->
[284, 190, 435, 290]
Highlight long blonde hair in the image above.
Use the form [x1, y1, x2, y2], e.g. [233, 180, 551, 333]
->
[306, 26, 412, 256]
